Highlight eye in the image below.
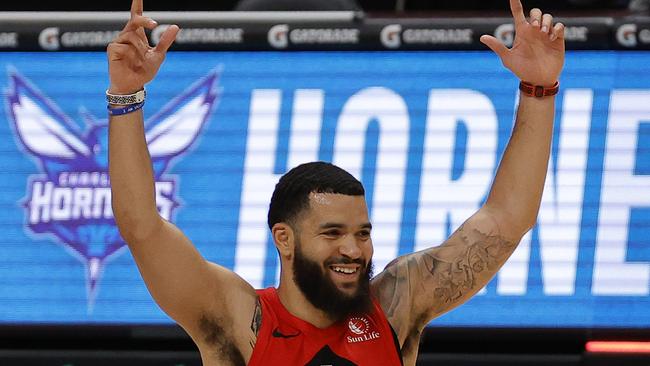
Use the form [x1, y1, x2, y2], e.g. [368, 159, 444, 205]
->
[322, 230, 342, 238]
[357, 230, 371, 240]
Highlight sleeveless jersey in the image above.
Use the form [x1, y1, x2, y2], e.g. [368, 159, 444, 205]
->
[248, 287, 403, 366]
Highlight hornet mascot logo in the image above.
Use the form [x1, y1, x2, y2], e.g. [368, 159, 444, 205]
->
[5, 68, 221, 309]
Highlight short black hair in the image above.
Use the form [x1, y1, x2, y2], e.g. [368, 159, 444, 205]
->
[267, 161, 365, 230]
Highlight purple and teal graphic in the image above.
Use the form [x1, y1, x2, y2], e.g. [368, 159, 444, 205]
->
[5, 67, 221, 309]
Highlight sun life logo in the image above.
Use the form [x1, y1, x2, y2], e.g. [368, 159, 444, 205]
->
[346, 316, 380, 344]
[348, 317, 370, 335]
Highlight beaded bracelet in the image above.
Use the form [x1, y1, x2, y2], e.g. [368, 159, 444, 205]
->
[106, 88, 146, 105]
[107, 101, 145, 116]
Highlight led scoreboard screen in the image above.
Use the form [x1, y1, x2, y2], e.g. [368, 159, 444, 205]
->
[0, 50, 648, 328]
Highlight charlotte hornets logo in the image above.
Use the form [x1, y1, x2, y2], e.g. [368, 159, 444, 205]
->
[5, 67, 221, 308]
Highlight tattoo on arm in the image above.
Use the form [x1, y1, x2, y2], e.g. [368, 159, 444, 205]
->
[249, 298, 262, 349]
[423, 224, 516, 307]
[379, 223, 517, 334]
[379, 256, 415, 320]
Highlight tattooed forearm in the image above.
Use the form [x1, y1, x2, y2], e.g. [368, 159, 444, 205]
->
[423, 224, 516, 309]
[249, 298, 262, 349]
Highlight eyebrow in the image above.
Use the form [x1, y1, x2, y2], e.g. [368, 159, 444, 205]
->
[318, 222, 372, 230]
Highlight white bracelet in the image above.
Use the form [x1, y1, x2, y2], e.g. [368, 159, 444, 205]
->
[106, 88, 146, 105]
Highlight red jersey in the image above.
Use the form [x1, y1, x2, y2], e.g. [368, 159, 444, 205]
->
[248, 287, 403, 366]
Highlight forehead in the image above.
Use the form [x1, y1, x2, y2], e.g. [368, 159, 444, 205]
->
[301, 192, 369, 228]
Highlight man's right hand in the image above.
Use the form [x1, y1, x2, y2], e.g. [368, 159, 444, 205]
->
[107, 0, 179, 95]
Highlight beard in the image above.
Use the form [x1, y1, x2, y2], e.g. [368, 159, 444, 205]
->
[292, 239, 374, 322]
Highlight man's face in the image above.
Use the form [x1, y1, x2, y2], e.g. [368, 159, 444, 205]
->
[291, 193, 374, 321]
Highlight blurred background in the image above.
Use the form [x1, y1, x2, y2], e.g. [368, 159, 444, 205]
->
[0, 0, 649, 365]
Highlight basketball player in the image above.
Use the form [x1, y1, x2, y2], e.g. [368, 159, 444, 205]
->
[107, 0, 565, 364]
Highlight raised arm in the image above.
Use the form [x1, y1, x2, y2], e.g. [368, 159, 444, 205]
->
[371, 0, 565, 357]
[108, 0, 257, 341]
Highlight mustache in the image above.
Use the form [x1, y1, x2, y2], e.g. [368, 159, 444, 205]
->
[324, 257, 365, 267]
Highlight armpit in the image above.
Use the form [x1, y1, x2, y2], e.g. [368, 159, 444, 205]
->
[198, 313, 246, 366]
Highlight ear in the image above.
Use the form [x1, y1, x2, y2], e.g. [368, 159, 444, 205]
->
[272, 223, 295, 260]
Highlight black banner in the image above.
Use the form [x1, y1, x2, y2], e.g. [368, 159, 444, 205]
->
[0, 12, 648, 51]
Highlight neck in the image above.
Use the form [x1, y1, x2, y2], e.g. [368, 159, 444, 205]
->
[276, 273, 337, 329]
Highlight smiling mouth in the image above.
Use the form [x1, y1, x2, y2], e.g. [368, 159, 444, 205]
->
[329, 265, 361, 276]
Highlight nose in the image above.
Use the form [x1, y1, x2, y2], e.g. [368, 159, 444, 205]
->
[338, 235, 362, 260]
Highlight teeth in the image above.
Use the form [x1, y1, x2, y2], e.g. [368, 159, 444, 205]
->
[332, 266, 356, 274]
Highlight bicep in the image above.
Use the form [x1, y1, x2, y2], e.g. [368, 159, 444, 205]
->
[373, 208, 519, 339]
[127, 218, 255, 330]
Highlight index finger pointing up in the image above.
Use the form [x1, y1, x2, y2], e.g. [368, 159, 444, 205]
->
[510, 0, 526, 25]
[131, 0, 143, 16]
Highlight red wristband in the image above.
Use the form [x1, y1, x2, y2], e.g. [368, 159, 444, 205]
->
[519, 81, 559, 98]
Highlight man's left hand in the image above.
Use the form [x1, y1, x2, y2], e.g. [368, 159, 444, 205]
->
[480, 0, 565, 86]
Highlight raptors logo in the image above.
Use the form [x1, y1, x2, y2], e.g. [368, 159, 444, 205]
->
[5, 67, 221, 309]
